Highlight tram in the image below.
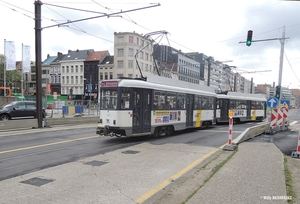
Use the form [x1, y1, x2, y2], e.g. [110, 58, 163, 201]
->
[96, 75, 217, 137]
[216, 91, 267, 123]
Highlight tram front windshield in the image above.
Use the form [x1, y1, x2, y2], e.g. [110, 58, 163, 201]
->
[100, 89, 118, 110]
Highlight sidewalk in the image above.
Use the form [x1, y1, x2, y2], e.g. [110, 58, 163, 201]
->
[186, 142, 290, 204]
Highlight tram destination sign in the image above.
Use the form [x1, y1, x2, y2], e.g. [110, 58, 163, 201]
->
[101, 81, 119, 87]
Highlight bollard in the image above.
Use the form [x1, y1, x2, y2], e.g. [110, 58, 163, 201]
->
[291, 130, 300, 158]
[228, 117, 233, 145]
[223, 116, 236, 151]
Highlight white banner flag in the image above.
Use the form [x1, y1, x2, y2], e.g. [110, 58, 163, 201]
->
[5, 40, 16, 71]
[22, 45, 31, 73]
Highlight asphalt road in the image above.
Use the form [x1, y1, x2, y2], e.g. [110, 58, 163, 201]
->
[0, 122, 263, 181]
[247, 108, 300, 156]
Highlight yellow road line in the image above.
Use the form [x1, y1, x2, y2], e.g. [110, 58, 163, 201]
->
[0, 135, 99, 155]
[135, 144, 226, 203]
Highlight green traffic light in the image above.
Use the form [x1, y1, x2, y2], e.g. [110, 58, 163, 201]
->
[246, 40, 251, 46]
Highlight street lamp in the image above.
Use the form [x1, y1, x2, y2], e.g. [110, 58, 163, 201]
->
[84, 75, 92, 115]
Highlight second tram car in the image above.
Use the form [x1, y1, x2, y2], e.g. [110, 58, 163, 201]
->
[216, 91, 267, 123]
[96, 76, 217, 137]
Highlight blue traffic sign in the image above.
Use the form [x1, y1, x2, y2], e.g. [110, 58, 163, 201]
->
[266, 96, 279, 108]
[280, 99, 290, 108]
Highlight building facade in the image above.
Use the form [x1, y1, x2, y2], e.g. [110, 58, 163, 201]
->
[114, 32, 154, 79]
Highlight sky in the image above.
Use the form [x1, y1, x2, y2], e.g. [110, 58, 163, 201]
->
[1, 0, 300, 89]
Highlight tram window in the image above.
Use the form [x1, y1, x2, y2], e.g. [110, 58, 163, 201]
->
[216, 99, 220, 109]
[177, 93, 185, 109]
[194, 95, 201, 109]
[154, 91, 165, 109]
[208, 97, 214, 110]
[201, 96, 209, 109]
[100, 89, 118, 110]
[236, 100, 247, 109]
[230, 100, 236, 109]
[260, 101, 265, 109]
[121, 88, 130, 109]
[166, 92, 177, 109]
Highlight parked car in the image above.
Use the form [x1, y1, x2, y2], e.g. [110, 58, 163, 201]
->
[0, 101, 46, 120]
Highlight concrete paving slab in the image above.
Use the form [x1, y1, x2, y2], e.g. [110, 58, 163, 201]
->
[186, 142, 288, 204]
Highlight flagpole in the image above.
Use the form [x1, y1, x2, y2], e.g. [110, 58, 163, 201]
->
[4, 39, 6, 97]
[21, 43, 24, 100]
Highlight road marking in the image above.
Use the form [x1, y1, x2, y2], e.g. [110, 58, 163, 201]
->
[0, 124, 96, 137]
[0, 135, 99, 155]
[289, 121, 298, 126]
[135, 143, 226, 203]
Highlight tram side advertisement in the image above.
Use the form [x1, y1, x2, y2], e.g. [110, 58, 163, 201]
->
[153, 110, 181, 124]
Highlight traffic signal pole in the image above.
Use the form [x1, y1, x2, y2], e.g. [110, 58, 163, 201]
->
[239, 26, 288, 131]
[278, 26, 286, 131]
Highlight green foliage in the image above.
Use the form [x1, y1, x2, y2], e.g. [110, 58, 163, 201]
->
[0, 54, 22, 88]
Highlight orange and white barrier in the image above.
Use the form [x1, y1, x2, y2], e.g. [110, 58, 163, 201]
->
[228, 117, 233, 145]
[270, 108, 277, 128]
[277, 108, 283, 127]
[297, 132, 300, 154]
[291, 130, 300, 158]
[282, 107, 289, 125]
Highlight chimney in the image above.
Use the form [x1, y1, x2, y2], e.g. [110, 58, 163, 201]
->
[47, 54, 50, 58]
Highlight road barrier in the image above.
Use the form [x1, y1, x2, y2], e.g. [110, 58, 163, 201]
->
[232, 122, 270, 144]
[223, 116, 237, 151]
[0, 119, 38, 130]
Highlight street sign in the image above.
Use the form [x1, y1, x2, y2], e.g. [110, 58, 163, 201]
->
[266, 96, 279, 108]
[280, 99, 290, 109]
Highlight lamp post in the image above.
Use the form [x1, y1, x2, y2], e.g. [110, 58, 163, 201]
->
[84, 75, 92, 115]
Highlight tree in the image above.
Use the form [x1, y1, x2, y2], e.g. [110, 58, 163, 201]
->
[0, 54, 22, 91]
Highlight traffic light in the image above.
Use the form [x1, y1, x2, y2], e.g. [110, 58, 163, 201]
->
[275, 86, 280, 100]
[246, 30, 253, 46]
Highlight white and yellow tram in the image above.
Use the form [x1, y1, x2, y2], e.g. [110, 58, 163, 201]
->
[216, 91, 267, 124]
[96, 76, 217, 137]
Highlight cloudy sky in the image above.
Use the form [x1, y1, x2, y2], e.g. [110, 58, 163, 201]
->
[1, 0, 300, 88]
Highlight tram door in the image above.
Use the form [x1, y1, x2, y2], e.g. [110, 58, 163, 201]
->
[246, 100, 251, 119]
[219, 99, 229, 121]
[132, 89, 151, 134]
[186, 94, 194, 127]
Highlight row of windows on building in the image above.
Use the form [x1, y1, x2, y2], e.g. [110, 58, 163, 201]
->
[178, 66, 200, 78]
[117, 36, 152, 49]
[178, 76, 200, 84]
[61, 76, 84, 85]
[61, 85, 98, 95]
[117, 48, 153, 61]
[61, 65, 84, 73]
[178, 59, 200, 70]
[116, 60, 153, 71]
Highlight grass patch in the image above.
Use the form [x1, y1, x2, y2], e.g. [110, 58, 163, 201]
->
[182, 147, 238, 204]
[284, 156, 295, 204]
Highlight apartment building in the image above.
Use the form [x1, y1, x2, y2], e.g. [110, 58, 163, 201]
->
[49, 52, 65, 95]
[84, 50, 110, 102]
[60, 49, 94, 99]
[113, 32, 154, 79]
[153, 45, 201, 84]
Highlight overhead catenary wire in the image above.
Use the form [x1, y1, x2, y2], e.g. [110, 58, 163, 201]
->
[284, 51, 300, 83]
